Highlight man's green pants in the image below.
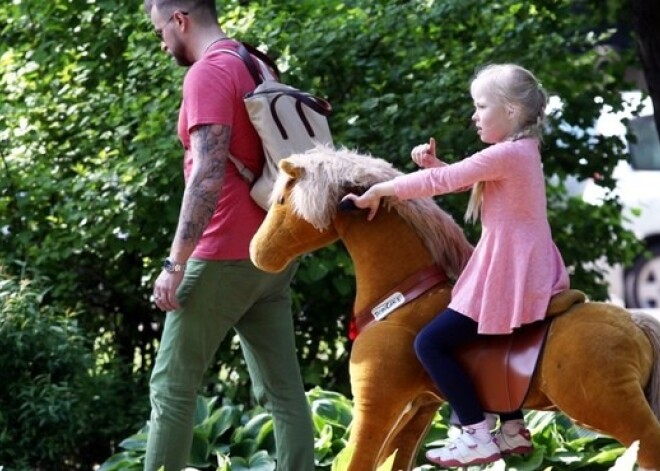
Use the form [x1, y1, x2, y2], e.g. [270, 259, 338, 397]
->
[144, 259, 315, 471]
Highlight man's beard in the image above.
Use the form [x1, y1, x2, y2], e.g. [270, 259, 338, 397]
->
[171, 39, 193, 67]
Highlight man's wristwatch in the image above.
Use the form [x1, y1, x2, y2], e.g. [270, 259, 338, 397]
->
[163, 258, 186, 273]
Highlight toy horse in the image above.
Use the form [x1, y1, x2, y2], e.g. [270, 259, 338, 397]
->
[249, 145, 660, 471]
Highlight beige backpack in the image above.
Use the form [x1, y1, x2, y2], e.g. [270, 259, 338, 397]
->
[212, 42, 333, 210]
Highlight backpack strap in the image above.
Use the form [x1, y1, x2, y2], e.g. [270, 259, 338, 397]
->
[205, 42, 282, 186]
[251, 88, 333, 117]
[207, 42, 279, 85]
[239, 42, 281, 81]
[227, 153, 255, 184]
[234, 44, 263, 85]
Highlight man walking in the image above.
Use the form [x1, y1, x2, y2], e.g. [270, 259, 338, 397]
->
[142, 1, 315, 469]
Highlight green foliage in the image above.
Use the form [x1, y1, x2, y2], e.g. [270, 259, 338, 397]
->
[99, 387, 354, 471]
[308, 388, 354, 467]
[100, 389, 631, 471]
[0, 0, 178, 394]
[0, 269, 148, 470]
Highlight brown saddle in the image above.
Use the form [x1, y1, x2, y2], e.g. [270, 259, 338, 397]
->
[454, 289, 586, 413]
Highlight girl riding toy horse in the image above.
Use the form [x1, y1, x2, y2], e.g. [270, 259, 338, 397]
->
[250, 146, 660, 471]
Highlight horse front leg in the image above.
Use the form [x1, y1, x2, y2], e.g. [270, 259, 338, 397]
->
[379, 394, 442, 471]
[345, 323, 431, 471]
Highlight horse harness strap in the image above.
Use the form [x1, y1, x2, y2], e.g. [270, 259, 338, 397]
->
[354, 265, 448, 335]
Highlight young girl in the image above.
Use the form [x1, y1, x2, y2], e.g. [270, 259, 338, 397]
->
[342, 64, 569, 467]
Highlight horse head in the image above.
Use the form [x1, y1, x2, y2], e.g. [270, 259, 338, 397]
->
[250, 144, 473, 280]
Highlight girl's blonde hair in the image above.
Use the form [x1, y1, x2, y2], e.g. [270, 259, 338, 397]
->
[464, 64, 547, 223]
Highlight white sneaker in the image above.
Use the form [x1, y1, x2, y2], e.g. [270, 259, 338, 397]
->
[493, 426, 533, 455]
[448, 410, 497, 431]
[426, 427, 501, 467]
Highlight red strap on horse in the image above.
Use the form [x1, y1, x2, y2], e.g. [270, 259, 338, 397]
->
[351, 265, 448, 337]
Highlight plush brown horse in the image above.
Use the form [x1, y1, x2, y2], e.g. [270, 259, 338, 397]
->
[249, 145, 660, 471]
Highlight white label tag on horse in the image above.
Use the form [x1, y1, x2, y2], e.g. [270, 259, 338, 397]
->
[371, 292, 406, 320]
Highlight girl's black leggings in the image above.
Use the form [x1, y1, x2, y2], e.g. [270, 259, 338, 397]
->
[414, 308, 523, 426]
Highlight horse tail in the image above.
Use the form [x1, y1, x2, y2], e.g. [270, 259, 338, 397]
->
[631, 311, 660, 419]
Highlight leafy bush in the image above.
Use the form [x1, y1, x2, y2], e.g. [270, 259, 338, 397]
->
[100, 388, 628, 471]
[0, 269, 149, 470]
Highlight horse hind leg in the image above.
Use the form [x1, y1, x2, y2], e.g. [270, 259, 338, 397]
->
[596, 389, 660, 470]
[542, 357, 660, 469]
[632, 312, 660, 419]
[632, 311, 660, 470]
[536, 307, 660, 469]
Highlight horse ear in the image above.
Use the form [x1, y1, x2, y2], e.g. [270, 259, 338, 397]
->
[279, 159, 303, 178]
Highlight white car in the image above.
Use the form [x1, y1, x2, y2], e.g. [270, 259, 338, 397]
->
[583, 111, 660, 309]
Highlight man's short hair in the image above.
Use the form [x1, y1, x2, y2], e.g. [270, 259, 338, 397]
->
[144, 0, 218, 25]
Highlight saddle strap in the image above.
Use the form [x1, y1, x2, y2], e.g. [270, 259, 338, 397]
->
[353, 265, 449, 335]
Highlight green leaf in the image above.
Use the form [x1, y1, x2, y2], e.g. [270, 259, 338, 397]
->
[188, 429, 211, 468]
[96, 451, 142, 471]
[193, 395, 210, 426]
[311, 398, 353, 430]
[209, 404, 243, 442]
[241, 413, 272, 440]
[118, 432, 148, 452]
[332, 442, 355, 471]
[229, 438, 259, 459]
[376, 450, 396, 471]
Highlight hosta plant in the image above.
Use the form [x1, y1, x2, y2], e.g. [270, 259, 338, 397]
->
[101, 388, 634, 471]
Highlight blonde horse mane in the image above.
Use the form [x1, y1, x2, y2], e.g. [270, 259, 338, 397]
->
[272, 145, 473, 279]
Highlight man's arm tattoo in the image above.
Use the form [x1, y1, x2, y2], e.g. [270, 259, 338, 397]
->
[176, 124, 230, 247]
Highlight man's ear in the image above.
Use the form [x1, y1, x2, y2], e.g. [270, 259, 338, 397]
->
[172, 10, 189, 31]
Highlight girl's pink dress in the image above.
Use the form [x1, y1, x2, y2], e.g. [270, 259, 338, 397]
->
[393, 138, 569, 334]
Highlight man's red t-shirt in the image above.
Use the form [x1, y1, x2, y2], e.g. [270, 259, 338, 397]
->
[177, 40, 266, 260]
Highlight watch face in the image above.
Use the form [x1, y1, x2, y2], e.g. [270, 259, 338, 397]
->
[164, 258, 184, 273]
[164, 259, 176, 272]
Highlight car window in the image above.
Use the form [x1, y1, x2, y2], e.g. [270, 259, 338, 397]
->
[628, 115, 660, 170]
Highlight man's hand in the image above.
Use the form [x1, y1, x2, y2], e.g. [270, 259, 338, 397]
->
[152, 270, 185, 312]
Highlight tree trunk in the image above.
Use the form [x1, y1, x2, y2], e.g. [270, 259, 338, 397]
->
[630, 0, 660, 136]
